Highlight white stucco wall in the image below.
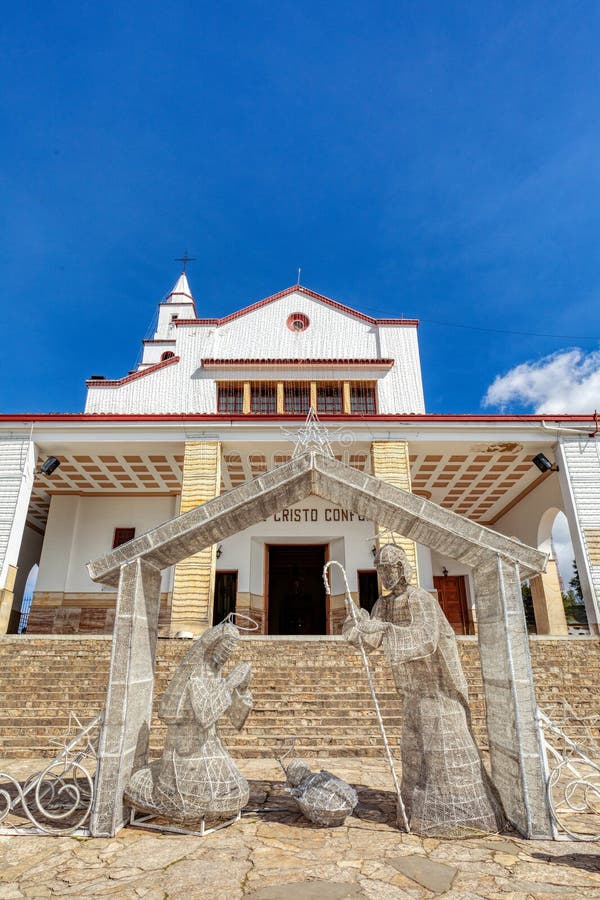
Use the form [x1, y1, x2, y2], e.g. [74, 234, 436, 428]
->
[216, 496, 376, 595]
[378, 324, 425, 414]
[416, 543, 434, 591]
[37, 495, 178, 593]
[557, 437, 600, 631]
[488, 475, 565, 549]
[85, 290, 425, 415]
[0, 434, 36, 588]
[430, 550, 476, 616]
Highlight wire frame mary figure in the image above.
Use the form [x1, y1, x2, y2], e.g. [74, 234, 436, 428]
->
[343, 543, 504, 837]
[124, 620, 252, 827]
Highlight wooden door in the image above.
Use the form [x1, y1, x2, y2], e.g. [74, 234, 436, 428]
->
[212, 571, 238, 625]
[267, 545, 327, 635]
[433, 575, 470, 635]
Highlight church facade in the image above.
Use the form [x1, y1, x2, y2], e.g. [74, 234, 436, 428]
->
[1, 273, 600, 638]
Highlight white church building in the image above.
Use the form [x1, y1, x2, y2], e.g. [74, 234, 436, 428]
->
[1, 272, 599, 638]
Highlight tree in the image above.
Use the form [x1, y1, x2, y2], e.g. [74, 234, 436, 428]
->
[569, 560, 583, 603]
[521, 582, 536, 633]
[563, 560, 588, 627]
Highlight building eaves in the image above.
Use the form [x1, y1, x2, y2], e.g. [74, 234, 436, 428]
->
[85, 355, 180, 387]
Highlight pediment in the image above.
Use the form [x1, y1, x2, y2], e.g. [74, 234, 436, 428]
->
[199, 285, 415, 328]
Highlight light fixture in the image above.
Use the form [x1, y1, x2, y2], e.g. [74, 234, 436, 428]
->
[216, 545, 223, 559]
[40, 456, 61, 476]
[442, 567, 448, 577]
[532, 453, 559, 474]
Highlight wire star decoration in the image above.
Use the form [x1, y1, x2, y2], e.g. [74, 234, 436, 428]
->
[282, 407, 335, 458]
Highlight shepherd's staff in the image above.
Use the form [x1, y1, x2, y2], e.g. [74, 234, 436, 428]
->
[323, 560, 410, 832]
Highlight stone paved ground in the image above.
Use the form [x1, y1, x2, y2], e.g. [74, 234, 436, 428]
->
[1, 758, 600, 899]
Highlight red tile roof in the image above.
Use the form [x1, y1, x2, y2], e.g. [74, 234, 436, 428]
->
[86, 355, 180, 387]
[201, 358, 394, 367]
[172, 285, 419, 328]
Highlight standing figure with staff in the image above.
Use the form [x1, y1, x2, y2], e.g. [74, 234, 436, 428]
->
[337, 543, 504, 837]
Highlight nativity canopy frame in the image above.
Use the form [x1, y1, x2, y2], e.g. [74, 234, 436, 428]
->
[87, 449, 552, 839]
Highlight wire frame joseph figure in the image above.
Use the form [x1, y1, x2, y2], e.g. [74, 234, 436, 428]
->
[343, 543, 505, 837]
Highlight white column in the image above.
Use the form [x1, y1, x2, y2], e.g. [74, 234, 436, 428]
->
[36, 495, 80, 594]
[416, 543, 434, 591]
[0, 433, 36, 632]
[556, 438, 600, 635]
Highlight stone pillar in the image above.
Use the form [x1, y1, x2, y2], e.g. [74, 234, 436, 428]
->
[473, 556, 553, 838]
[91, 557, 162, 837]
[555, 438, 600, 634]
[0, 434, 36, 634]
[370, 441, 418, 583]
[170, 441, 221, 635]
[529, 559, 569, 635]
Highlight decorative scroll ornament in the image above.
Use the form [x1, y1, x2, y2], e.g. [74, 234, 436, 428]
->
[538, 703, 600, 841]
[0, 713, 102, 836]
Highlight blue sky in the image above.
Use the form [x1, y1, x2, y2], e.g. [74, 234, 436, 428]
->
[2, 1, 600, 414]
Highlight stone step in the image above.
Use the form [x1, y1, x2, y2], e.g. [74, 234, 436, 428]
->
[1, 637, 599, 760]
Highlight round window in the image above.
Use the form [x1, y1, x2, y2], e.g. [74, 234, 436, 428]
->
[286, 312, 309, 332]
[161, 351, 175, 361]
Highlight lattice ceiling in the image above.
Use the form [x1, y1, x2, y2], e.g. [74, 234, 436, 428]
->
[27, 452, 184, 531]
[409, 444, 547, 524]
[26, 443, 547, 532]
[220, 450, 370, 492]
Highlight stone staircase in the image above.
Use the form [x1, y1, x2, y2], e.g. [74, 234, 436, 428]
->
[0, 636, 598, 759]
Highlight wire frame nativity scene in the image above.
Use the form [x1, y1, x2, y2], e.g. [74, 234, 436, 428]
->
[1, 413, 599, 842]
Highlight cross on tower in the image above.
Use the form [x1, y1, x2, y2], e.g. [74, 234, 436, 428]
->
[175, 250, 196, 272]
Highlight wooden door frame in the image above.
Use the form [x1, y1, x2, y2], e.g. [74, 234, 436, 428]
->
[213, 569, 238, 625]
[433, 573, 471, 635]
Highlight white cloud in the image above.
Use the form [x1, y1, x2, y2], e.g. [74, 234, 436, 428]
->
[483, 348, 600, 413]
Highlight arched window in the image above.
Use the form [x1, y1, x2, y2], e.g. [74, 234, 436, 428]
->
[161, 351, 175, 362]
[18, 563, 38, 633]
[537, 506, 562, 557]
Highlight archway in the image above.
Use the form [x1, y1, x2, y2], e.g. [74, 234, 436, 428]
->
[547, 510, 589, 632]
[88, 450, 552, 839]
[526, 508, 570, 636]
[17, 563, 38, 633]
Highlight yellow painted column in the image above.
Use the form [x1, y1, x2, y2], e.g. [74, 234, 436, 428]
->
[242, 382, 251, 414]
[342, 382, 351, 414]
[530, 559, 569, 635]
[276, 382, 284, 414]
[370, 441, 418, 584]
[0, 565, 17, 634]
[171, 442, 221, 635]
